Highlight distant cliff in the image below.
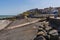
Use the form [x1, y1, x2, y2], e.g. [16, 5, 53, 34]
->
[1, 7, 60, 20]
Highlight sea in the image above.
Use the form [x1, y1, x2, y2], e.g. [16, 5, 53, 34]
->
[0, 15, 16, 18]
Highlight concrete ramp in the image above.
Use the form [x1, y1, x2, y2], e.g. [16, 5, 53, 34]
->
[0, 24, 38, 40]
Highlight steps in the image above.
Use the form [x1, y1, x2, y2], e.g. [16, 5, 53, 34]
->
[0, 20, 12, 30]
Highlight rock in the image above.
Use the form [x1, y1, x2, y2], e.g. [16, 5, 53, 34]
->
[49, 30, 58, 36]
[34, 36, 46, 40]
[45, 26, 52, 31]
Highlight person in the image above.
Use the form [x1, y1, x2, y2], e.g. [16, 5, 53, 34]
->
[51, 8, 58, 18]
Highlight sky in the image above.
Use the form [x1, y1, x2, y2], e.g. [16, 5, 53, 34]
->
[0, 0, 60, 15]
